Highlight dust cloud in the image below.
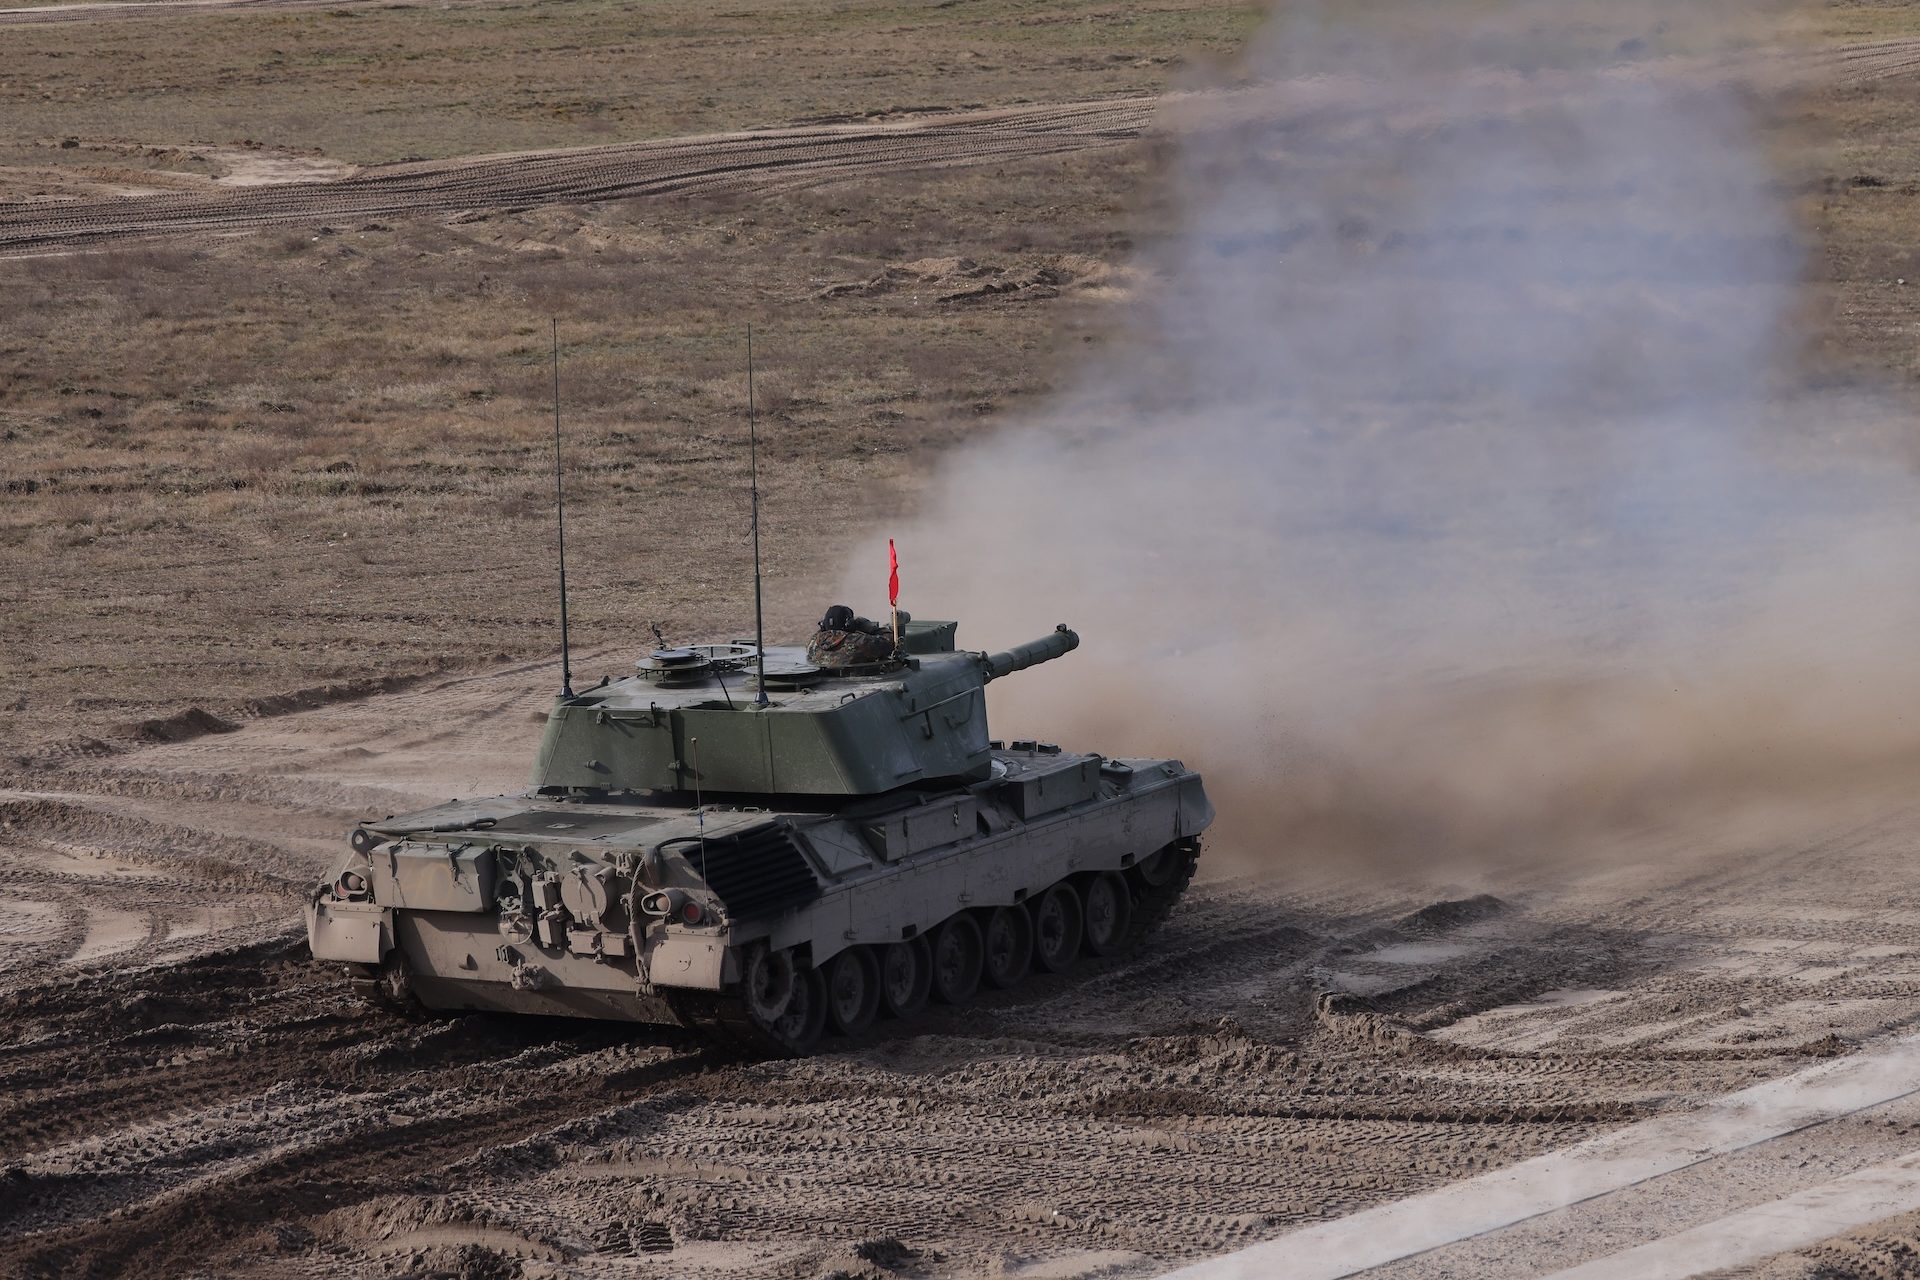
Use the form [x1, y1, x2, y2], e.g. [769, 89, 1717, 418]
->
[847, 0, 1920, 873]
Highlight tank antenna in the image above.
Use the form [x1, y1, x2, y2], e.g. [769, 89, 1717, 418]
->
[690, 735, 707, 883]
[747, 325, 769, 707]
[551, 317, 575, 699]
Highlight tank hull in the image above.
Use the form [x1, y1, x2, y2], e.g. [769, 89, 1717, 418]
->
[308, 745, 1212, 1050]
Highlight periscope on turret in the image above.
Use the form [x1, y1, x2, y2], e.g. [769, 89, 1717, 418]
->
[307, 614, 1213, 1054]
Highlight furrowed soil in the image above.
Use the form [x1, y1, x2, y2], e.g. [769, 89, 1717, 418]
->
[9, 1, 1920, 1278]
[12, 661, 1920, 1280]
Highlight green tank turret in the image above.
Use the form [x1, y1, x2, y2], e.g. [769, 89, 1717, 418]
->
[307, 614, 1213, 1054]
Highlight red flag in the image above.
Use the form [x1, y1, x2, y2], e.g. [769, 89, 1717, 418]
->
[887, 539, 900, 607]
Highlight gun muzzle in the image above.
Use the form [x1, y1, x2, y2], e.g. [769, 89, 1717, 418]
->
[983, 625, 1080, 680]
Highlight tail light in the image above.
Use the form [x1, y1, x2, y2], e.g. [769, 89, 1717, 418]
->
[639, 889, 708, 925]
[336, 869, 369, 899]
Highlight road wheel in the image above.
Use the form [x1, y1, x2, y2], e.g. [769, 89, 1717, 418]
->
[931, 914, 983, 1005]
[1081, 872, 1132, 957]
[981, 906, 1032, 990]
[1031, 883, 1083, 974]
[741, 943, 825, 1055]
[824, 947, 880, 1038]
[742, 941, 796, 1026]
[1126, 838, 1200, 947]
[877, 936, 931, 1019]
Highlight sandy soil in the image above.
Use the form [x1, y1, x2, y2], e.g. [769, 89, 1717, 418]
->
[8, 654, 1920, 1278]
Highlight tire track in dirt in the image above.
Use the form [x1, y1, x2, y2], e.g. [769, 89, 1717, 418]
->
[6, 1049, 710, 1280]
[0, 840, 1670, 1279]
[0, 102, 1154, 255]
[1807, 36, 1920, 85]
[0, 932, 713, 1276]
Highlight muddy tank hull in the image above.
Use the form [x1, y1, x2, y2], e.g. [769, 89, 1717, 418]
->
[308, 745, 1211, 1053]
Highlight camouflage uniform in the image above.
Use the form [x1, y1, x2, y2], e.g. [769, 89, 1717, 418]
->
[807, 628, 895, 669]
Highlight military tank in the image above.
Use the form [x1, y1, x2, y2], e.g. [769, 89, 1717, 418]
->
[307, 615, 1213, 1054]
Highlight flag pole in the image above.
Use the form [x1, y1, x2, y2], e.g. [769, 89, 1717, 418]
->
[888, 537, 900, 651]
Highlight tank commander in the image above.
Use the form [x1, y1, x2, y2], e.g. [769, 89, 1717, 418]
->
[807, 604, 900, 668]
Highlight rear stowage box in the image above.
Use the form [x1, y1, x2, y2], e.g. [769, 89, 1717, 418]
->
[1002, 757, 1099, 819]
[369, 842, 495, 913]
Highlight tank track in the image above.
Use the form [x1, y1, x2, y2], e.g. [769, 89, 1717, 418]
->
[664, 837, 1202, 1057]
[665, 990, 786, 1055]
[1124, 836, 1201, 951]
[345, 959, 432, 1020]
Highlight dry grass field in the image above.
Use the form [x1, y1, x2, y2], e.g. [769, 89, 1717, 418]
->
[0, 0, 1254, 168]
[0, 0, 1263, 765]
[1, 0, 1917, 767]
[0, 154, 1160, 763]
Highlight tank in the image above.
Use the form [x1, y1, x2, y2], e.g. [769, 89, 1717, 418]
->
[306, 617, 1214, 1053]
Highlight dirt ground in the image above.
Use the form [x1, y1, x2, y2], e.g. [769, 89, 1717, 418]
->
[11, 0, 1920, 1278]
[14, 659, 1920, 1280]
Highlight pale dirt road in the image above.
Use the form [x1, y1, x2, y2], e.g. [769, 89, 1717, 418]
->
[1174, 1034, 1920, 1279]
[8, 653, 1920, 1278]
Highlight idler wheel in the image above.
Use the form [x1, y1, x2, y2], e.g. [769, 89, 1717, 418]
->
[931, 914, 983, 1005]
[1030, 883, 1083, 974]
[877, 936, 931, 1019]
[981, 906, 1032, 990]
[824, 947, 880, 1038]
[1080, 872, 1132, 957]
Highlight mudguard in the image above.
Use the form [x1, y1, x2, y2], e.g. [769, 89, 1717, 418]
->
[307, 899, 391, 964]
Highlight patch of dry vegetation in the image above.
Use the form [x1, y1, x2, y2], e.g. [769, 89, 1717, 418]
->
[0, 0, 1256, 170]
[0, 151, 1157, 757]
[1797, 5, 1920, 381]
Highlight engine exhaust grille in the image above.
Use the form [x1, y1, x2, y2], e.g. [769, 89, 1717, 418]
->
[696, 822, 820, 921]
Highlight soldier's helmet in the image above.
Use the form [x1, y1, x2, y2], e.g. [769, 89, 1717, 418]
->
[819, 604, 856, 632]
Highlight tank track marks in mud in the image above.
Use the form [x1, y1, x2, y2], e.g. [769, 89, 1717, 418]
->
[12, 862, 1881, 1280]
[629, 841, 1201, 1057]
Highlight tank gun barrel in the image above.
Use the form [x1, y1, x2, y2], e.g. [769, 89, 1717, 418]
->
[982, 625, 1079, 680]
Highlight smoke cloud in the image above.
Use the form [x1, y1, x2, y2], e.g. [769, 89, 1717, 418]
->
[847, 0, 1920, 873]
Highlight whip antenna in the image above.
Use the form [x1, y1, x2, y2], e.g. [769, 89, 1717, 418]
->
[748, 326, 769, 707]
[551, 317, 575, 699]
